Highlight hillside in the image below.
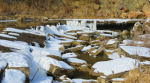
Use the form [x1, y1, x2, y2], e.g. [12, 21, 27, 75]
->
[0, 0, 150, 19]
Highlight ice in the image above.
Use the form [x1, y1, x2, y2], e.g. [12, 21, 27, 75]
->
[92, 58, 138, 75]
[2, 69, 26, 83]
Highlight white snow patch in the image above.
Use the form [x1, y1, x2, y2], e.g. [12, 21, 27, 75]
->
[81, 45, 92, 51]
[8, 32, 20, 36]
[112, 78, 124, 81]
[0, 52, 29, 67]
[40, 56, 74, 71]
[92, 58, 138, 76]
[67, 58, 87, 64]
[2, 69, 26, 83]
[0, 33, 17, 39]
[108, 53, 125, 59]
[107, 39, 117, 45]
[0, 58, 7, 69]
[0, 39, 28, 50]
[120, 46, 150, 58]
[62, 53, 77, 59]
[72, 79, 97, 83]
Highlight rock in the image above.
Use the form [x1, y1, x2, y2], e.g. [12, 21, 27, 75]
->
[67, 58, 87, 67]
[8, 67, 29, 78]
[130, 22, 144, 37]
[59, 45, 65, 52]
[143, 19, 150, 34]
[128, 11, 143, 18]
[111, 78, 124, 83]
[2, 69, 28, 83]
[48, 64, 75, 77]
[120, 30, 130, 39]
[142, 4, 150, 17]
[72, 40, 87, 46]
[82, 80, 98, 83]
[79, 34, 90, 41]
[67, 45, 84, 52]
[59, 75, 72, 83]
[89, 46, 105, 57]
[97, 76, 111, 83]
[105, 39, 119, 49]
[0, 59, 8, 82]
[60, 41, 72, 47]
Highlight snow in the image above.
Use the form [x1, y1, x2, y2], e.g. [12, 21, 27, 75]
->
[112, 78, 124, 81]
[120, 46, 150, 58]
[0, 58, 7, 69]
[92, 58, 138, 76]
[81, 45, 92, 51]
[40, 56, 74, 71]
[107, 39, 117, 45]
[31, 46, 61, 57]
[67, 58, 87, 64]
[108, 53, 125, 59]
[2, 69, 26, 83]
[4, 28, 45, 36]
[0, 20, 16, 23]
[0, 52, 29, 67]
[62, 53, 77, 59]
[0, 39, 28, 50]
[72, 79, 97, 83]
[8, 32, 20, 36]
[140, 61, 150, 65]
[122, 40, 144, 45]
[0, 33, 17, 39]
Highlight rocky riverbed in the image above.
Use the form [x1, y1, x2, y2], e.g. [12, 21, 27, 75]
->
[0, 19, 150, 83]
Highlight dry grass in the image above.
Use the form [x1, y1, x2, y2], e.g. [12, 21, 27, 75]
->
[124, 66, 150, 83]
[0, 0, 149, 19]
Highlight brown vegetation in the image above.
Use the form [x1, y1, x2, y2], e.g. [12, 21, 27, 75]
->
[0, 0, 149, 19]
[124, 66, 150, 83]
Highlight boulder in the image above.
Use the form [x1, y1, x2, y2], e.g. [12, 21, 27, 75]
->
[143, 19, 150, 34]
[142, 4, 150, 17]
[120, 30, 130, 39]
[130, 22, 144, 37]
[89, 46, 105, 57]
[105, 39, 119, 49]
[79, 34, 90, 41]
[67, 45, 84, 52]
[48, 64, 75, 77]
[97, 76, 111, 83]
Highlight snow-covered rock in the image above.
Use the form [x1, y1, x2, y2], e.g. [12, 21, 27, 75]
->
[120, 46, 150, 58]
[62, 53, 77, 59]
[2, 69, 26, 83]
[92, 58, 138, 76]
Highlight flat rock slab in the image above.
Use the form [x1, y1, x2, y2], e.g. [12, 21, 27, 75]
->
[92, 58, 138, 76]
